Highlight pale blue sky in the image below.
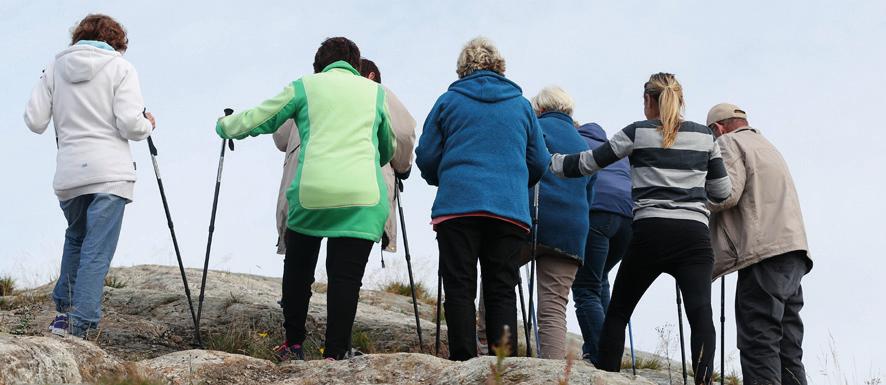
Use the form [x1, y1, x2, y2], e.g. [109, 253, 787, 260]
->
[2, 0, 884, 381]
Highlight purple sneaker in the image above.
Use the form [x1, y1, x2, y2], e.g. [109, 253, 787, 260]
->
[49, 314, 69, 337]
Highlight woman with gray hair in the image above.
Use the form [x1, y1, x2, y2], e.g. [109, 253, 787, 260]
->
[416, 37, 550, 360]
[528, 86, 596, 359]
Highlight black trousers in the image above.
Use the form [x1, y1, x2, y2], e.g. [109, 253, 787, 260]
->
[282, 229, 373, 359]
[737, 251, 808, 385]
[597, 218, 716, 385]
[436, 217, 525, 360]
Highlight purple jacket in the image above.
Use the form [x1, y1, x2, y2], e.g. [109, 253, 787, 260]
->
[578, 123, 633, 218]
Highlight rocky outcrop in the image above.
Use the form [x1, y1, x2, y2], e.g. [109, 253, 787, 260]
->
[0, 265, 670, 384]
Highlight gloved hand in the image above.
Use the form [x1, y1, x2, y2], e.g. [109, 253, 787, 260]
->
[395, 167, 411, 181]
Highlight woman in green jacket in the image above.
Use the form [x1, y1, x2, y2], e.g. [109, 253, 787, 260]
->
[216, 37, 395, 361]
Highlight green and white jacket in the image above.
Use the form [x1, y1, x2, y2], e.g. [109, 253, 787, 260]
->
[216, 61, 396, 241]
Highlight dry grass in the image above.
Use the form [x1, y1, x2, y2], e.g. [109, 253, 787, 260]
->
[486, 326, 512, 385]
[818, 333, 882, 385]
[558, 349, 576, 385]
[621, 355, 665, 371]
[381, 280, 435, 305]
[104, 275, 127, 289]
[712, 371, 743, 385]
[204, 316, 281, 361]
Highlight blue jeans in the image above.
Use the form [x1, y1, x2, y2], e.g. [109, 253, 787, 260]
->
[571, 211, 632, 360]
[52, 193, 126, 336]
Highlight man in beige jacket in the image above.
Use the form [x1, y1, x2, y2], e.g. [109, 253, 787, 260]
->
[272, 58, 416, 256]
[707, 103, 813, 385]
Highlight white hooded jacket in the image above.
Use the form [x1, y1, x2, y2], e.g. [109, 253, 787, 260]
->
[24, 44, 152, 201]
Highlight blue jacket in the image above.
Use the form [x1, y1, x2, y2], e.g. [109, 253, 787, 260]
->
[532, 112, 596, 263]
[416, 70, 551, 227]
[578, 123, 633, 218]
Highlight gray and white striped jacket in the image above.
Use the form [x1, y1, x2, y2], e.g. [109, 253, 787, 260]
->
[551, 119, 731, 225]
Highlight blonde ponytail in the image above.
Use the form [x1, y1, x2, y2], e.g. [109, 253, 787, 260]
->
[644, 73, 684, 148]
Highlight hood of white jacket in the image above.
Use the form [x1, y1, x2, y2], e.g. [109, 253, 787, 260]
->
[55, 45, 121, 83]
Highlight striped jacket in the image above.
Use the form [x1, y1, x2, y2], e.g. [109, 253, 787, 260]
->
[552, 119, 731, 225]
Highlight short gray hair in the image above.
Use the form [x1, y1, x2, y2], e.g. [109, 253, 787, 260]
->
[456, 37, 506, 78]
[531, 86, 575, 116]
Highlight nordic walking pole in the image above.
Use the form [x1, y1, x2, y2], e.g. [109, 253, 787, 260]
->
[395, 178, 425, 353]
[516, 272, 532, 357]
[528, 184, 542, 356]
[720, 276, 726, 385]
[146, 135, 202, 346]
[195, 108, 235, 344]
[676, 282, 688, 385]
[628, 320, 637, 376]
[434, 269, 442, 356]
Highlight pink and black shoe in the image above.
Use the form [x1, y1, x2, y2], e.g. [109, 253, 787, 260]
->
[273, 341, 305, 362]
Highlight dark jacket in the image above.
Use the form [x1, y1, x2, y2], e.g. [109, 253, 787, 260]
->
[416, 70, 550, 227]
[578, 123, 633, 218]
[532, 112, 595, 263]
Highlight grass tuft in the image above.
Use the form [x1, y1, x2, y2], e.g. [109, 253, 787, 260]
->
[621, 355, 665, 370]
[0, 276, 15, 296]
[559, 349, 576, 385]
[104, 275, 127, 289]
[381, 280, 435, 306]
[350, 328, 376, 354]
[204, 317, 279, 361]
[486, 325, 512, 385]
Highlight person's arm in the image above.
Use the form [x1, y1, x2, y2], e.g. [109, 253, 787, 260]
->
[708, 137, 744, 212]
[216, 81, 302, 139]
[113, 64, 153, 141]
[415, 96, 446, 186]
[24, 64, 54, 135]
[384, 87, 416, 179]
[376, 86, 396, 166]
[272, 119, 295, 152]
[551, 123, 636, 178]
[526, 111, 551, 186]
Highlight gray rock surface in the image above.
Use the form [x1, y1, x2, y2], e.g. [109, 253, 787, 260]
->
[0, 265, 675, 384]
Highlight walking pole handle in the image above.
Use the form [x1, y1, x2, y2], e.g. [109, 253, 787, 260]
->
[147, 136, 158, 156]
[223, 108, 235, 151]
[144, 108, 158, 156]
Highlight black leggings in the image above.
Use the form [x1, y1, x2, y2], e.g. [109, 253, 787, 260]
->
[597, 218, 716, 385]
[436, 217, 525, 360]
[282, 229, 373, 359]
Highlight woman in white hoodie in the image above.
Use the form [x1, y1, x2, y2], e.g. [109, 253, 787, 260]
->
[24, 14, 155, 338]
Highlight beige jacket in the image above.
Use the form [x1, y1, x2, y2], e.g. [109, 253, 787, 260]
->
[708, 127, 812, 278]
[272, 86, 416, 254]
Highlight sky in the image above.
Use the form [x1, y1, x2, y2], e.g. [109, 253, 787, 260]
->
[2, 0, 885, 381]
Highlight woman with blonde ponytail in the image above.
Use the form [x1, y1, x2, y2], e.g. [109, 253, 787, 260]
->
[550, 73, 732, 385]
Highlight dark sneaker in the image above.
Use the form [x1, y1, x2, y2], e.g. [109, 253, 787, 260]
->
[49, 314, 69, 337]
[274, 342, 305, 362]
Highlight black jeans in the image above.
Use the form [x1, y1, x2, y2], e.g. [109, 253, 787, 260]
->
[737, 251, 808, 385]
[597, 218, 716, 385]
[436, 217, 525, 360]
[282, 229, 373, 359]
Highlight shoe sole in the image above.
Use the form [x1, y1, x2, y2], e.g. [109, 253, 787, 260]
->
[50, 327, 68, 337]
